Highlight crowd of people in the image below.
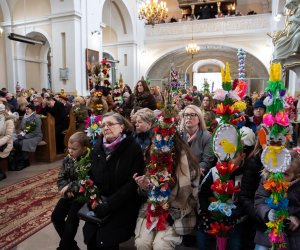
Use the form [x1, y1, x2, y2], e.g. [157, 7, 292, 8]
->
[1, 81, 300, 250]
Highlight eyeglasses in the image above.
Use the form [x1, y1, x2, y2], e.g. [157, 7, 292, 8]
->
[100, 122, 120, 129]
[183, 113, 198, 118]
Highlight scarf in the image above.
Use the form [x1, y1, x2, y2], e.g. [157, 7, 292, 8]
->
[23, 111, 35, 120]
[134, 91, 151, 107]
[253, 116, 263, 126]
[186, 128, 199, 145]
[103, 134, 126, 155]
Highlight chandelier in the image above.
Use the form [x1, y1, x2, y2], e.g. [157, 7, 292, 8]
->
[186, 40, 200, 58]
[138, 0, 168, 27]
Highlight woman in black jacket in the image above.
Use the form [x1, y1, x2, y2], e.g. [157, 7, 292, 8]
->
[83, 112, 145, 250]
[239, 142, 264, 250]
[133, 80, 157, 111]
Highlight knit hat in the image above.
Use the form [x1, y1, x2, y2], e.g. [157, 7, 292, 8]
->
[123, 92, 130, 98]
[240, 126, 256, 146]
[26, 103, 35, 111]
[253, 100, 266, 110]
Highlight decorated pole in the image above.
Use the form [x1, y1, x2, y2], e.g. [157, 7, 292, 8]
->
[261, 63, 291, 249]
[208, 62, 248, 250]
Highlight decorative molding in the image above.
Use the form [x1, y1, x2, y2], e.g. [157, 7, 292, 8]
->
[145, 14, 272, 42]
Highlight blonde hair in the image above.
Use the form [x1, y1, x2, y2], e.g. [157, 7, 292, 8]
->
[17, 97, 28, 107]
[182, 104, 207, 131]
[74, 96, 85, 105]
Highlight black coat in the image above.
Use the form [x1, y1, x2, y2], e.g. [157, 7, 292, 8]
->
[83, 134, 145, 247]
[42, 101, 68, 134]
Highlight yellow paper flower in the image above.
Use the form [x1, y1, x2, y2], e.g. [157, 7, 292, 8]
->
[233, 101, 247, 111]
[269, 63, 281, 82]
[221, 66, 225, 83]
[225, 62, 232, 83]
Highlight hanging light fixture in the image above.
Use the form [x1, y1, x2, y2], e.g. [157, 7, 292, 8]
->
[185, 20, 199, 58]
[186, 41, 200, 58]
[138, 0, 168, 27]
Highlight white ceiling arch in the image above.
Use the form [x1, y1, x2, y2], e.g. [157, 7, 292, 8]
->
[0, 0, 11, 22]
[192, 59, 225, 73]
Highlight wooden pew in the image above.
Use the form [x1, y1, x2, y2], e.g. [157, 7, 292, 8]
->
[35, 114, 57, 162]
[63, 108, 76, 154]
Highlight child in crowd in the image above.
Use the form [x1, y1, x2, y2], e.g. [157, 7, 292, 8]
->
[197, 126, 256, 250]
[51, 132, 90, 250]
[254, 149, 300, 250]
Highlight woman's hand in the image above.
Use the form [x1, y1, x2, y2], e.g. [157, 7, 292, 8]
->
[59, 185, 69, 196]
[289, 216, 300, 231]
[133, 173, 150, 190]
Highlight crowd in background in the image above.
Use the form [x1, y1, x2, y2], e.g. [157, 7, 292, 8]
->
[1, 81, 300, 250]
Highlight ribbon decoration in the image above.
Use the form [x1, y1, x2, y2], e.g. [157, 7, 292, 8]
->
[264, 146, 284, 167]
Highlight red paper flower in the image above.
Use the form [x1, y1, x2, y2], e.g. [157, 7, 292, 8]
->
[211, 179, 227, 194]
[213, 103, 238, 116]
[226, 180, 240, 195]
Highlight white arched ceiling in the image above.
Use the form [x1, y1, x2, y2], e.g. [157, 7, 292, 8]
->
[102, 0, 134, 41]
[147, 45, 269, 80]
[192, 59, 225, 73]
[10, 0, 51, 20]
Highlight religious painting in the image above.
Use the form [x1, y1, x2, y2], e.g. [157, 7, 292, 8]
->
[86, 49, 99, 90]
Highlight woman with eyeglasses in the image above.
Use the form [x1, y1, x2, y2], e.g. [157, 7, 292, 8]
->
[83, 112, 145, 250]
[181, 105, 214, 176]
[133, 80, 156, 111]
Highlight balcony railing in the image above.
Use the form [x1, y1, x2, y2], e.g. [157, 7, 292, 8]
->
[145, 13, 272, 42]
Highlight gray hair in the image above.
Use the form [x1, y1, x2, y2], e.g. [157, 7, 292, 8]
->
[134, 108, 157, 125]
[102, 112, 134, 132]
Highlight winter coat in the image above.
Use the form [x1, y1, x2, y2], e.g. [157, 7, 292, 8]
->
[83, 134, 145, 247]
[239, 151, 266, 248]
[133, 92, 157, 110]
[132, 130, 151, 152]
[255, 179, 300, 249]
[239, 151, 264, 219]
[0, 115, 14, 158]
[57, 150, 90, 194]
[19, 113, 43, 152]
[181, 129, 214, 173]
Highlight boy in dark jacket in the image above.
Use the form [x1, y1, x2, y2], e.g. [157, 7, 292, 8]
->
[51, 132, 90, 250]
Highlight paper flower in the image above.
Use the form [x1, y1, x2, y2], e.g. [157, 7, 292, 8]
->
[263, 113, 275, 127]
[228, 90, 241, 101]
[275, 111, 289, 127]
[269, 63, 281, 82]
[213, 88, 228, 101]
[233, 101, 246, 112]
[234, 80, 248, 99]
[213, 103, 238, 116]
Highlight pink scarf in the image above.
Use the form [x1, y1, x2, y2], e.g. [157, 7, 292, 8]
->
[103, 134, 125, 153]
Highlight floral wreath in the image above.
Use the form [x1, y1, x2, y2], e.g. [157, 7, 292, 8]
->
[146, 110, 177, 231]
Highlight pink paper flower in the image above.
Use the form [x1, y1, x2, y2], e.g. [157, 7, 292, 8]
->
[263, 113, 275, 127]
[213, 89, 227, 101]
[275, 111, 289, 126]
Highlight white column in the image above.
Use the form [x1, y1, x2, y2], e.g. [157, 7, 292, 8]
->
[289, 69, 300, 96]
[4, 28, 16, 93]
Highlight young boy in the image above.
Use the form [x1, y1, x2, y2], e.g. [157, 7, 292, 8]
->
[51, 132, 90, 250]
